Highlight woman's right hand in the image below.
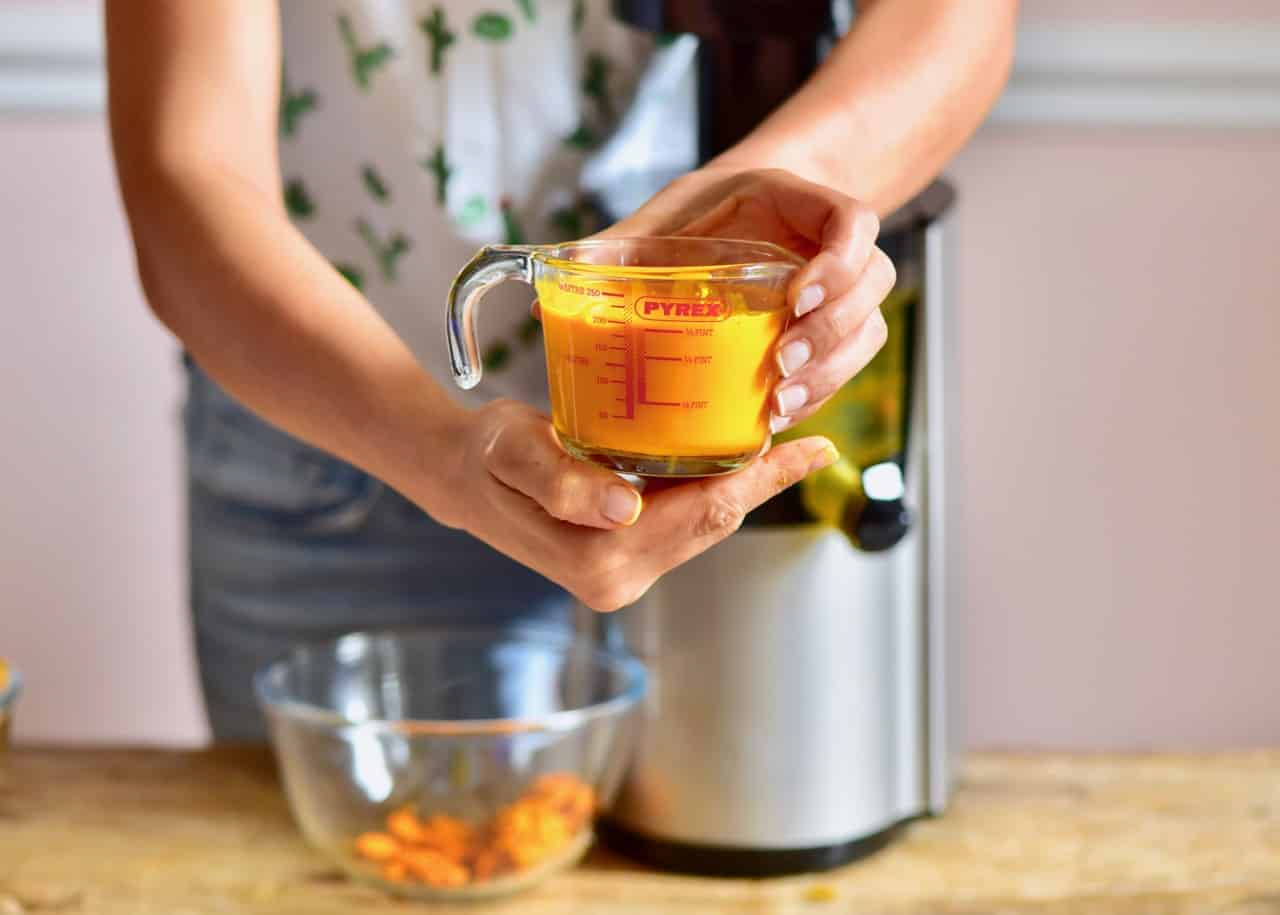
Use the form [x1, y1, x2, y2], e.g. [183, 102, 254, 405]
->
[430, 400, 838, 612]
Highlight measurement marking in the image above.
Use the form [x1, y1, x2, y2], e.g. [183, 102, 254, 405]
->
[601, 290, 624, 298]
[643, 327, 683, 335]
[611, 380, 625, 385]
[610, 303, 626, 309]
[610, 333, 625, 339]
[606, 319, 626, 325]
[616, 397, 625, 402]
[607, 345, 625, 350]
[644, 355, 681, 362]
[610, 414, 628, 418]
[637, 323, 646, 406]
[640, 400, 680, 407]
[604, 362, 625, 368]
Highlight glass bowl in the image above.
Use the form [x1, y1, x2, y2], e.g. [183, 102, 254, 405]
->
[255, 626, 646, 901]
[0, 659, 19, 751]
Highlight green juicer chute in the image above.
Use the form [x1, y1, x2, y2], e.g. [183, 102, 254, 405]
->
[773, 279, 918, 551]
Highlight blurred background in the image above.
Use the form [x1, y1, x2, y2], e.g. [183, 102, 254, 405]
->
[1, 0, 1277, 749]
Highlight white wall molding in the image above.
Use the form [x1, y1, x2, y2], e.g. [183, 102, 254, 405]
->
[0, 5, 105, 114]
[991, 23, 1280, 128]
[2, 5, 1279, 128]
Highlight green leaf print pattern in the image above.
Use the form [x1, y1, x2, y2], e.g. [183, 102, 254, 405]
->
[361, 164, 390, 203]
[356, 220, 411, 281]
[516, 315, 542, 346]
[283, 179, 315, 219]
[549, 206, 581, 238]
[472, 12, 514, 41]
[582, 53, 614, 122]
[564, 123, 598, 150]
[334, 263, 365, 291]
[499, 198, 526, 245]
[482, 342, 512, 371]
[456, 195, 487, 227]
[338, 14, 395, 90]
[279, 70, 318, 138]
[515, 0, 537, 22]
[420, 8, 457, 75]
[422, 146, 453, 205]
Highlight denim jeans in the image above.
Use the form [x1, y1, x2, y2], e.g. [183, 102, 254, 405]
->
[184, 363, 570, 740]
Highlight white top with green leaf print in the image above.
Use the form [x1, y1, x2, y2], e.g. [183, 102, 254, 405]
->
[279, 1, 697, 406]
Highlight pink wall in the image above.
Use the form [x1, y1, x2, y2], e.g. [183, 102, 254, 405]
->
[949, 127, 1280, 749]
[0, 119, 204, 745]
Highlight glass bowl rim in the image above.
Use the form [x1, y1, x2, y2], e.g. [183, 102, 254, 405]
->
[0, 663, 20, 712]
[253, 624, 648, 737]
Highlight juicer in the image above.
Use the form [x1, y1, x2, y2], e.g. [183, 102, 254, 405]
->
[572, 0, 961, 876]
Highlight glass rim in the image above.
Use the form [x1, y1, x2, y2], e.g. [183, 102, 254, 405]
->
[527, 236, 805, 278]
[253, 624, 648, 737]
[0, 664, 21, 712]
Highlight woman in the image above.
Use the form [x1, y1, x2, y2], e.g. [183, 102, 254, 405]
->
[105, 1, 1015, 739]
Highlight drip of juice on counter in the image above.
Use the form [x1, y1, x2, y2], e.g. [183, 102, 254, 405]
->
[536, 268, 789, 476]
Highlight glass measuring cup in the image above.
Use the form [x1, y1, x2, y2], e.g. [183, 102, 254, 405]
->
[447, 238, 802, 477]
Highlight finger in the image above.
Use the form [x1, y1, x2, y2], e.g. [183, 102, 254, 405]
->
[635, 436, 839, 571]
[787, 201, 880, 318]
[530, 298, 542, 320]
[483, 417, 642, 530]
[769, 308, 889, 432]
[773, 248, 896, 378]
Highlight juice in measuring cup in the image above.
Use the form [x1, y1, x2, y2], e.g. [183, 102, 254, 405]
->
[536, 271, 789, 476]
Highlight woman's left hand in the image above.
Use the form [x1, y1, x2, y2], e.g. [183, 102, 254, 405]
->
[604, 167, 895, 433]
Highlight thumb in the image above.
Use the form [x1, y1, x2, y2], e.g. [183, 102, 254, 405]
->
[639, 436, 838, 565]
[483, 414, 643, 530]
[694, 435, 838, 524]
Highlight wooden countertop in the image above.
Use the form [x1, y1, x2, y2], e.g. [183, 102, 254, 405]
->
[2, 748, 1279, 914]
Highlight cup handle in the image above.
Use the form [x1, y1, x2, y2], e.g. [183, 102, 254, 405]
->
[446, 245, 535, 390]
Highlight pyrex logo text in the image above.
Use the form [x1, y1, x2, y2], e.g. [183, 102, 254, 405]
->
[635, 297, 728, 322]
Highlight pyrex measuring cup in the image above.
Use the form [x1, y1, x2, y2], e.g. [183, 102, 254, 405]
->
[447, 238, 802, 476]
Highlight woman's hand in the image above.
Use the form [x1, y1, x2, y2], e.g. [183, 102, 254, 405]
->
[604, 167, 896, 433]
[429, 399, 837, 612]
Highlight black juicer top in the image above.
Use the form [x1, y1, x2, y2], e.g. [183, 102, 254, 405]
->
[612, 0, 838, 161]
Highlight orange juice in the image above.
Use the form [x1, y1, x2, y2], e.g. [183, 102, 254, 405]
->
[536, 270, 789, 476]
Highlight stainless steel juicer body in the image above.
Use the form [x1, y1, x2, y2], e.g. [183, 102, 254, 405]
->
[579, 187, 957, 875]
[568, 1, 961, 876]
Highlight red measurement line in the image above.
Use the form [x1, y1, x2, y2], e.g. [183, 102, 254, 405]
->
[616, 397, 625, 402]
[611, 380, 625, 385]
[643, 328, 683, 335]
[644, 355, 681, 362]
[600, 290, 625, 298]
[604, 362, 625, 368]
[637, 322, 646, 407]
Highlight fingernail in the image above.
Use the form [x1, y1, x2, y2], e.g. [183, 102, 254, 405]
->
[603, 485, 642, 525]
[795, 285, 825, 317]
[809, 443, 839, 473]
[775, 384, 809, 416]
[769, 414, 793, 435]
[775, 339, 812, 378]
